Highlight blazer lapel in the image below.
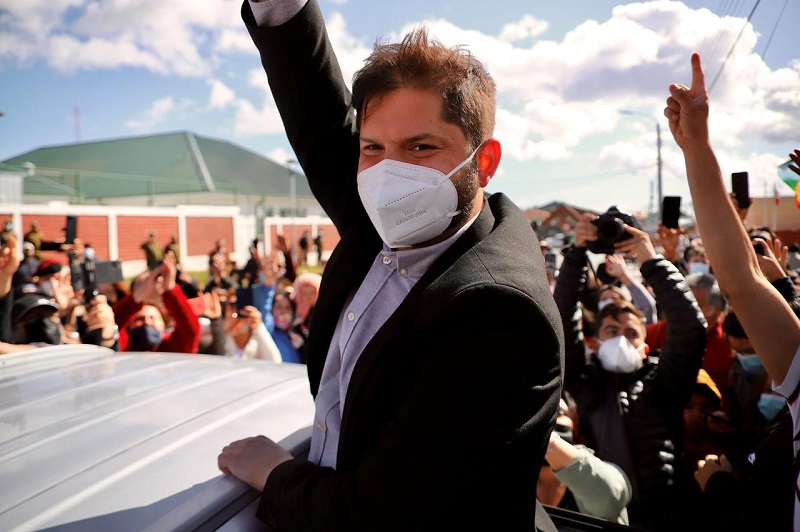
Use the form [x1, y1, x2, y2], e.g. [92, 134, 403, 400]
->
[339, 203, 496, 444]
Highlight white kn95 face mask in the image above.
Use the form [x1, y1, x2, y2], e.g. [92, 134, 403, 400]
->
[597, 335, 645, 374]
[357, 146, 480, 248]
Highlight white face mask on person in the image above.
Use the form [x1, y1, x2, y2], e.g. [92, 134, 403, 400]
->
[597, 335, 645, 373]
[357, 146, 480, 248]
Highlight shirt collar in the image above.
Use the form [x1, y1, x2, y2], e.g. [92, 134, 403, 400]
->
[379, 206, 481, 279]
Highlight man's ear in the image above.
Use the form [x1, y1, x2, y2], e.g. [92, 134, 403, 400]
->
[476, 139, 501, 188]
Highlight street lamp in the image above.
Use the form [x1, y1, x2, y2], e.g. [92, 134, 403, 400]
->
[620, 110, 663, 220]
[286, 158, 297, 257]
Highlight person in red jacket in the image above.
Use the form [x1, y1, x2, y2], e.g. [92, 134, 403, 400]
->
[114, 252, 200, 353]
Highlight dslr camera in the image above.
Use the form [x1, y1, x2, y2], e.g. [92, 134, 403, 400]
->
[588, 206, 641, 255]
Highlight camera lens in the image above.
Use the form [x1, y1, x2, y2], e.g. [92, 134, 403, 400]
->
[598, 216, 624, 241]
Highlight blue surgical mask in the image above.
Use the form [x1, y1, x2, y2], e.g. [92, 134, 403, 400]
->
[735, 352, 765, 374]
[128, 325, 162, 351]
[757, 393, 786, 422]
[688, 262, 711, 275]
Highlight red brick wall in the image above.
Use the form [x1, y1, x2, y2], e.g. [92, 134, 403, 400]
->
[266, 223, 339, 253]
[75, 215, 111, 259]
[16, 214, 112, 263]
[117, 216, 179, 262]
[315, 223, 339, 251]
[777, 230, 800, 247]
[186, 217, 234, 257]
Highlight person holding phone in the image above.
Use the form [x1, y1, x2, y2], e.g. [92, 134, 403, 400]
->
[252, 251, 305, 364]
[113, 252, 201, 354]
[222, 303, 281, 361]
[664, 52, 800, 530]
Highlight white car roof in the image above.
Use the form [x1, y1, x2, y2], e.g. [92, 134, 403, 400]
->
[0, 345, 314, 531]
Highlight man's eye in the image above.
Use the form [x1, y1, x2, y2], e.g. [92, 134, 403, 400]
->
[362, 145, 382, 152]
[411, 144, 435, 151]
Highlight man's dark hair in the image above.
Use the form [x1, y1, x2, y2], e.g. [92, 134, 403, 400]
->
[352, 28, 496, 151]
[748, 226, 776, 243]
[723, 311, 748, 339]
[596, 300, 645, 335]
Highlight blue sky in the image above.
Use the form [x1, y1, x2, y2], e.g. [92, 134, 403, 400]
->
[1, 0, 798, 215]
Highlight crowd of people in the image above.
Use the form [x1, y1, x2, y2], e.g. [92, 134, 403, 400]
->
[3, 2, 800, 528]
[0, 228, 322, 367]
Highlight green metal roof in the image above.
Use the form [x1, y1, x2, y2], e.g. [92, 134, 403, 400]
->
[0, 131, 311, 200]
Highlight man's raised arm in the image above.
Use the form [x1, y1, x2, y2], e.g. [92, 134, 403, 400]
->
[242, 0, 361, 230]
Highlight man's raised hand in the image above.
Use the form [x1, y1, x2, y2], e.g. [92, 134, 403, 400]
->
[664, 53, 709, 149]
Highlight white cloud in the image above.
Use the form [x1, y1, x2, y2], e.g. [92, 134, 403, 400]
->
[125, 97, 175, 131]
[217, 29, 258, 55]
[267, 147, 294, 165]
[125, 96, 193, 132]
[230, 68, 284, 136]
[3, 0, 796, 204]
[324, 12, 372, 87]
[208, 79, 237, 109]
[0, 0, 246, 76]
[232, 98, 284, 136]
[499, 15, 549, 43]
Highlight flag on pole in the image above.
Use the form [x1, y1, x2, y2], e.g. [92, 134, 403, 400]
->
[774, 183, 780, 205]
[778, 160, 800, 208]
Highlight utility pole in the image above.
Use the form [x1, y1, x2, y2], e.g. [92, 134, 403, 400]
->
[620, 110, 664, 220]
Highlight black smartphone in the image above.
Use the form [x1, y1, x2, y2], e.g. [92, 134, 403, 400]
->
[731, 172, 751, 208]
[662, 196, 681, 229]
[70, 260, 124, 294]
[544, 251, 556, 276]
[65, 215, 77, 245]
[236, 287, 254, 313]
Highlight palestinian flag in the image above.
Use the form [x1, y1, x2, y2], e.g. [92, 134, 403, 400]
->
[778, 159, 800, 208]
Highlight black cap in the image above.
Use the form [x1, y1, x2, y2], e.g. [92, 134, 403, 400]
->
[12, 292, 59, 325]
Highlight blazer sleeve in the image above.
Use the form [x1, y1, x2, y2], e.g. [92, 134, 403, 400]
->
[242, 0, 362, 232]
[256, 286, 562, 531]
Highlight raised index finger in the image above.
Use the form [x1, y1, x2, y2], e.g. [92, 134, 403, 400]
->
[690, 52, 706, 94]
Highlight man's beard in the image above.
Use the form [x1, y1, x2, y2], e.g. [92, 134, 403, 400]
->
[447, 161, 480, 231]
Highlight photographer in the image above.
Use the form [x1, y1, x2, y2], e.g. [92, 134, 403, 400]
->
[600, 253, 657, 325]
[554, 211, 706, 530]
[66, 294, 119, 349]
[222, 303, 281, 362]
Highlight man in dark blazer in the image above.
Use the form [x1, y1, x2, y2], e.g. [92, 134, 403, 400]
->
[218, 1, 564, 530]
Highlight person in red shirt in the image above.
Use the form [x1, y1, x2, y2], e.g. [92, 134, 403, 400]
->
[647, 271, 731, 389]
[114, 252, 200, 354]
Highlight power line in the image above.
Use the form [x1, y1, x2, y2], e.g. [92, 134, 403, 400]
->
[500, 163, 657, 189]
[760, 0, 789, 62]
[708, 0, 762, 93]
